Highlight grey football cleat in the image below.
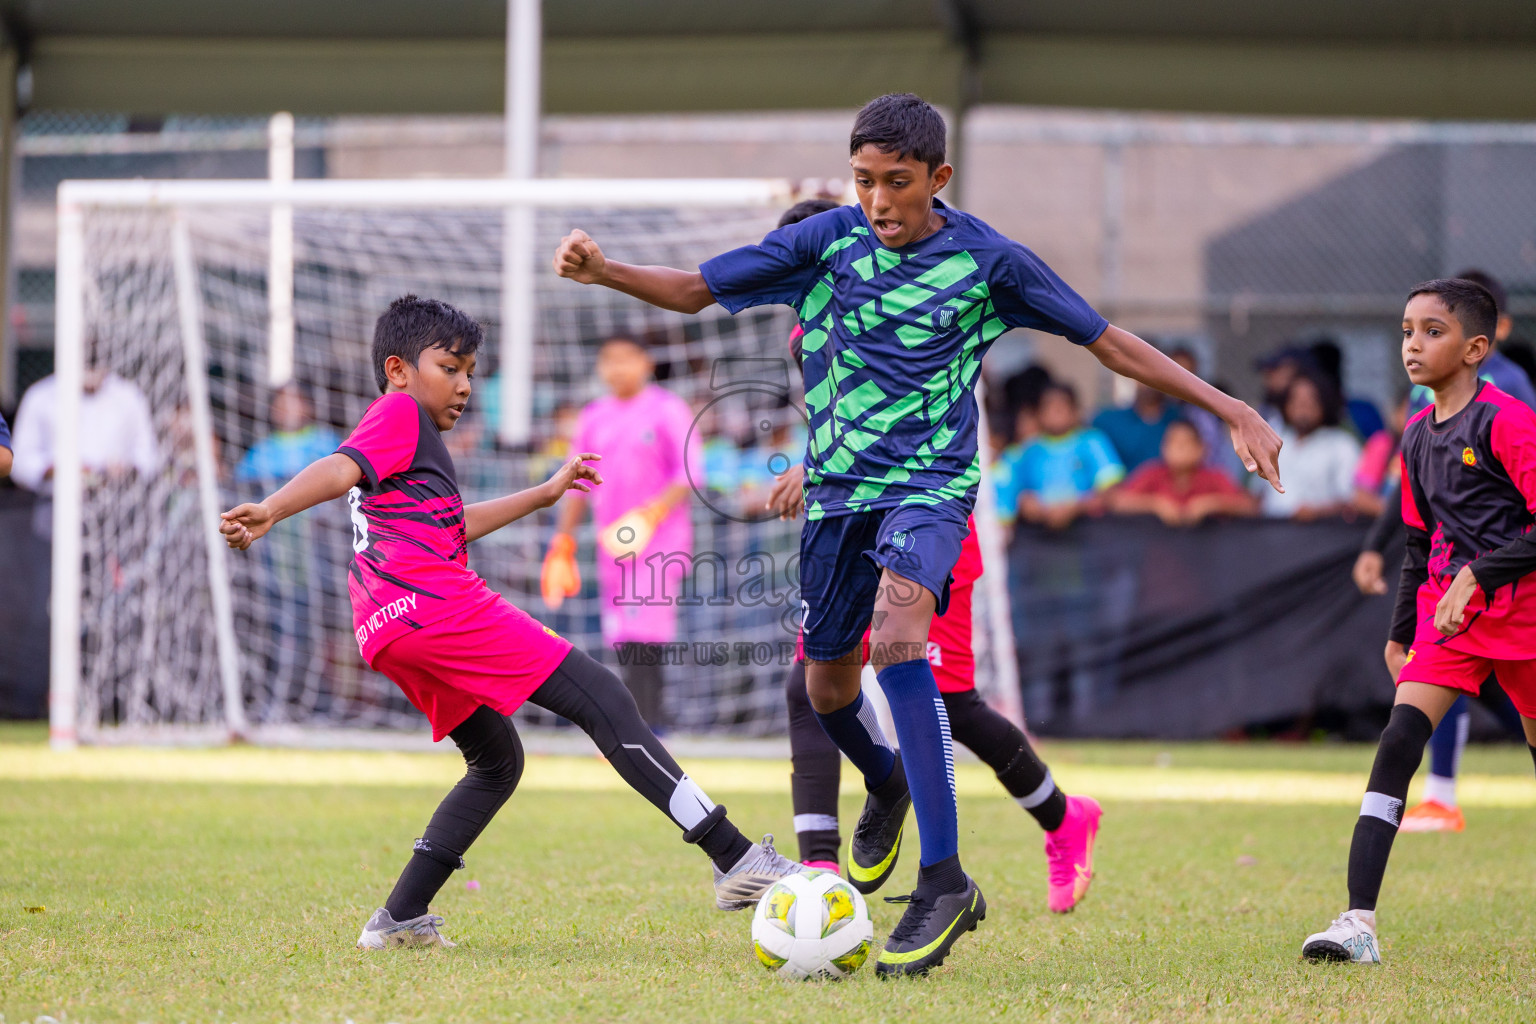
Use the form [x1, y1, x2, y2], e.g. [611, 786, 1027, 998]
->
[713, 834, 807, 911]
[355, 907, 457, 949]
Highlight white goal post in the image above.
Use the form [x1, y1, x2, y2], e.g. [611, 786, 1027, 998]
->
[49, 175, 1022, 749]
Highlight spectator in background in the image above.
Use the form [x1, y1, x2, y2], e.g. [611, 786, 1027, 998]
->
[10, 350, 160, 538]
[1091, 379, 1181, 473]
[1257, 370, 1360, 520]
[996, 382, 1123, 530]
[1255, 346, 1311, 430]
[1308, 338, 1384, 441]
[235, 382, 341, 485]
[1167, 346, 1249, 483]
[1432, 268, 1536, 409]
[1107, 419, 1256, 526]
[1352, 392, 1409, 518]
[0, 410, 11, 477]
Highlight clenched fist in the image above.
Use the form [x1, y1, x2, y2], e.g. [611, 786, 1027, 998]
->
[553, 229, 608, 285]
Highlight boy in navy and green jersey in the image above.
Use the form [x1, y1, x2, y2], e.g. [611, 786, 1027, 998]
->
[554, 93, 1282, 976]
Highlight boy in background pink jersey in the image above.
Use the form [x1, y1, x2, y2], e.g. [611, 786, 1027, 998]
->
[543, 335, 698, 727]
[221, 296, 801, 951]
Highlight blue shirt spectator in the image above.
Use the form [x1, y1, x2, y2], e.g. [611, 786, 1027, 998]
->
[995, 383, 1124, 525]
[235, 383, 341, 485]
[1092, 386, 1181, 472]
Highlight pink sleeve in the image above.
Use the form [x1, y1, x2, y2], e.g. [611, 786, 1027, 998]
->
[339, 392, 420, 485]
[1353, 433, 1391, 492]
[1491, 405, 1536, 515]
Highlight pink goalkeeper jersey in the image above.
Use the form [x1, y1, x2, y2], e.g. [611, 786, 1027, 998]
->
[338, 392, 504, 662]
[573, 384, 700, 644]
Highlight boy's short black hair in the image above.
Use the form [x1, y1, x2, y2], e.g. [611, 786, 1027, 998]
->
[1451, 267, 1507, 315]
[849, 93, 947, 173]
[778, 198, 841, 229]
[372, 295, 482, 394]
[1407, 278, 1498, 343]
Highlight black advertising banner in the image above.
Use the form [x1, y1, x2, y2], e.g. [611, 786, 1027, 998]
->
[1009, 517, 1403, 739]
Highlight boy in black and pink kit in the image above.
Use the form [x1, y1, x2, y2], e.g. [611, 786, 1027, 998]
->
[1302, 278, 1536, 963]
[221, 296, 802, 950]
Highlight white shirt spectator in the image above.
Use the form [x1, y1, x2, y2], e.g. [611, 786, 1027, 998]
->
[1257, 425, 1360, 518]
[9, 372, 160, 492]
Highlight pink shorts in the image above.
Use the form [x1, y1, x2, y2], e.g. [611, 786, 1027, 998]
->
[372, 597, 574, 740]
[1397, 640, 1536, 718]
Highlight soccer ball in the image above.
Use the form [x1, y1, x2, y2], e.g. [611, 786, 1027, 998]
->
[751, 870, 874, 980]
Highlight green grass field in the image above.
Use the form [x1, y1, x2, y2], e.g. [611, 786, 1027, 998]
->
[4, 723, 1535, 1023]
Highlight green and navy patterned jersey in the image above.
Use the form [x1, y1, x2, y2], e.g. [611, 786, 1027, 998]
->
[701, 200, 1107, 519]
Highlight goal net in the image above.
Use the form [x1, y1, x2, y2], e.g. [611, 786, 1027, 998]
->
[50, 177, 1021, 747]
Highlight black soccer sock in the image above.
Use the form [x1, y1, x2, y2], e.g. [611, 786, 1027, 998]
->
[914, 854, 967, 901]
[1347, 704, 1434, 912]
[385, 705, 524, 920]
[531, 648, 752, 870]
[942, 689, 1066, 832]
[785, 659, 842, 863]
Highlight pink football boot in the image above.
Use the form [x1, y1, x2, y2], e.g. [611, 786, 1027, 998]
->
[1044, 795, 1102, 913]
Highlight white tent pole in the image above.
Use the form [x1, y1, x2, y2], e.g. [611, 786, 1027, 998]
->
[267, 112, 295, 387]
[48, 197, 84, 750]
[500, 0, 540, 446]
[172, 213, 249, 739]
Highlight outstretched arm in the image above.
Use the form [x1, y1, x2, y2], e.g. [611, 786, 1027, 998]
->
[553, 229, 715, 313]
[221, 452, 362, 550]
[1088, 325, 1284, 493]
[465, 453, 602, 543]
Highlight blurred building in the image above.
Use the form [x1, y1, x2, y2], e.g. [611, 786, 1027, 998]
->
[7, 107, 1536, 418]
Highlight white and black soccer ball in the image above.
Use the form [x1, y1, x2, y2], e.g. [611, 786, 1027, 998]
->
[750, 870, 874, 980]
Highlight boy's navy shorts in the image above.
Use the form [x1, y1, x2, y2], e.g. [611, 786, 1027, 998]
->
[797, 503, 970, 662]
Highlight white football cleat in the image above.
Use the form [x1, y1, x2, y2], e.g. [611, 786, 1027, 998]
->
[1302, 909, 1380, 963]
[712, 834, 808, 911]
[355, 907, 457, 949]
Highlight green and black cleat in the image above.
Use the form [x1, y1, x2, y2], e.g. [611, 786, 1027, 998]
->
[875, 875, 986, 978]
[846, 755, 911, 895]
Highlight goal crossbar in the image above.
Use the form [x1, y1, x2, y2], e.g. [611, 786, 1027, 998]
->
[57, 177, 794, 210]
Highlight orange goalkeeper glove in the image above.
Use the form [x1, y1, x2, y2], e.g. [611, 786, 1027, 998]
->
[541, 532, 581, 610]
[597, 499, 670, 559]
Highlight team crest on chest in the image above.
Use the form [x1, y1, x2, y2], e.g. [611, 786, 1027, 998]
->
[934, 305, 958, 330]
[1462, 446, 1476, 467]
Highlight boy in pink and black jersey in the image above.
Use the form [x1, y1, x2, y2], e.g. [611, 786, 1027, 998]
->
[221, 296, 802, 951]
[1302, 278, 1536, 964]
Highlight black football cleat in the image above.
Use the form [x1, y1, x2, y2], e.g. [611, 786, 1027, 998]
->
[874, 875, 986, 978]
[846, 754, 911, 895]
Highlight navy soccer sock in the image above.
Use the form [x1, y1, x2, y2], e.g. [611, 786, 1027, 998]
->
[876, 658, 961, 878]
[1426, 695, 1468, 780]
[813, 689, 896, 791]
